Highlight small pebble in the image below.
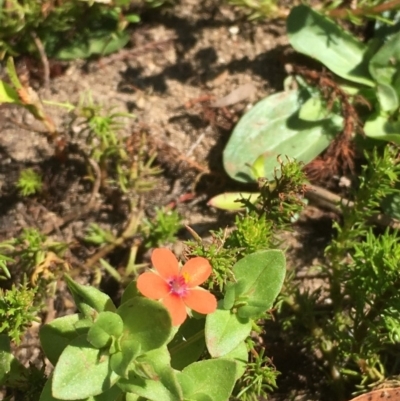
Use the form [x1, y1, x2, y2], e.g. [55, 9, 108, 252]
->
[229, 26, 239, 35]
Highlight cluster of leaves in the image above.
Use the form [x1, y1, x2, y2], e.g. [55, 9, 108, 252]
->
[0, 241, 287, 401]
[0, 283, 39, 345]
[17, 168, 43, 197]
[0, 0, 166, 60]
[142, 207, 182, 248]
[186, 160, 308, 400]
[0, 228, 68, 343]
[222, 4, 400, 192]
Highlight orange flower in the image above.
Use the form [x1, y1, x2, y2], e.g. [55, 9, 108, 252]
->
[137, 248, 217, 326]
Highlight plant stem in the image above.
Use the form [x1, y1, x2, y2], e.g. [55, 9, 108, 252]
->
[328, 0, 400, 18]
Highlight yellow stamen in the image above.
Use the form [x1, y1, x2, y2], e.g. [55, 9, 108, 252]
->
[182, 271, 191, 283]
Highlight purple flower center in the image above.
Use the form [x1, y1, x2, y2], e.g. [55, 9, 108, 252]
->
[168, 275, 188, 297]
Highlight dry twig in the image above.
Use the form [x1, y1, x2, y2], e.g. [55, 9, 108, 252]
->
[30, 31, 50, 93]
[305, 184, 400, 230]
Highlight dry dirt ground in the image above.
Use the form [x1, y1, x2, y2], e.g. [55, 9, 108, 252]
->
[0, 1, 336, 399]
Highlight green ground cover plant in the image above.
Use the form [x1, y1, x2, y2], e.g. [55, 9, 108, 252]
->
[0, 0, 169, 60]
[0, 45, 295, 400]
[0, 167, 297, 400]
[3, 1, 400, 400]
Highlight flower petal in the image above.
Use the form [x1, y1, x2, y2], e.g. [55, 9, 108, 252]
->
[181, 257, 212, 287]
[137, 272, 169, 299]
[151, 248, 180, 279]
[162, 294, 187, 326]
[184, 288, 217, 315]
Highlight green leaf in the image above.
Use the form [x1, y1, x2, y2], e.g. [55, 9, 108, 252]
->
[168, 318, 205, 371]
[369, 30, 400, 91]
[117, 297, 171, 354]
[223, 90, 339, 183]
[120, 280, 140, 305]
[117, 348, 183, 401]
[376, 83, 399, 112]
[40, 375, 122, 401]
[39, 314, 92, 366]
[207, 192, 260, 211]
[205, 305, 252, 357]
[299, 97, 329, 121]
[233, 250, 286, 318]
[287, 5, 374, 86]
[52, 335, 119, 400]
[125, 14, 141, 23]
[0, 80, 20, 104]
[55, 31, 129, 60]
[87, 311, 124, 349]
[110, 339, 140, 378]
[223, 282, 237, 310]
[222, 341, 248, 380]
[6, 57, 22, 90]
[382, 191, 400, 220]
[177, 359, 237, 401]
[64, 275, 117, 319]
[364, 113, 400, 144]
[0, 334, 11, 384]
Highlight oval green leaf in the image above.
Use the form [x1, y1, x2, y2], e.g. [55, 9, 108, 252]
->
[64, 275, 117, 318]
[110, 340, 140, 379]
[40, 375, 122, 401]
[287, 5, 374, 86]
[208, 192, 260, 211]
[221, 341, 248, 380]
[117, 348, 183, 401]
[376, 83, 399, 112]
[299, 97, 329, 122]
[369, 30, 400, 89]
[205, 305, 252, 358]
[177, 359, 237, 401]
[223, 90, 338, 183]
[233, 249, 286, 312]
[52, 335, 119, 400]
[87, 311, 124, 349]
[39, 314, 92, 366]
[364, 113, 400, 144]
[117, 297, 171, 354]
[168, 317, 206, 371]
[55, 31, 129, 60]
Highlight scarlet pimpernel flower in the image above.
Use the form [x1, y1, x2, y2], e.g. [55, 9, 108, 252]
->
[137, 248, 217, 326]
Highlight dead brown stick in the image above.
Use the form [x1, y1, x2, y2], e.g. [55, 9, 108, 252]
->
[305, 184, 400, 230]
[84, 208, 143, 270]
[30, 31, 50, 93]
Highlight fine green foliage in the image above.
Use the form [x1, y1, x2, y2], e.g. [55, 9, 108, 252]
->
[17, 168, 43, 196]
[279, 147, 400, 396]
[85, 223, 117, 246]
[68, 96, 162, 194]
[0, 283, 39, 344]
[142, 207, 182, 248]
[235, 348, 278, 401]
